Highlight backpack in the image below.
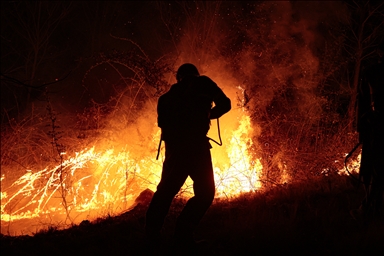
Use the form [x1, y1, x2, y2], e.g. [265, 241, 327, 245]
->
[157, 76, 212, 143]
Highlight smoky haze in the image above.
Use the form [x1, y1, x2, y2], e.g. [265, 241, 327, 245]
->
[161, 1, 350, 175]
[1, 0, 353, 180]
[1, 1, 348, 113]
[3, 0, 369, 236]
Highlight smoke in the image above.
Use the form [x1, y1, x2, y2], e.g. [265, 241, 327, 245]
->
[2, 1, 356, 236]
[163, 1, 350, 176]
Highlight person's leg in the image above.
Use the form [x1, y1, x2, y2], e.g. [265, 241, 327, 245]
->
[145, 144, 188, 237]
[175, 143, 215, 240]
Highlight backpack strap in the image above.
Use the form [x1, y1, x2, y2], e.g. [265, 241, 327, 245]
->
[156, 135, 163, 160]
[155, 118, 223, 160]
[207, 118, 223, 146]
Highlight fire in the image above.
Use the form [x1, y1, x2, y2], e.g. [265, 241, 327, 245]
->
[213, 114, 262, 196]
[1, 106, 263, 235]
[0, 99, 362, 235]
[338, 152, 361, 176]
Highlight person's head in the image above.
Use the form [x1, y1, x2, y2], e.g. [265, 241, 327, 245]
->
[176, 63, 200, 82]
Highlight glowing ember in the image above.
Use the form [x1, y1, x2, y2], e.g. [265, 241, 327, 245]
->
[213, 114, 262, 196]
[0, 99, 361, 236]
[338, 152, 361, 176]
[1, 106, 263, 235]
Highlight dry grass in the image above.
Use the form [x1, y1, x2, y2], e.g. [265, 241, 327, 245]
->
[1, 174, 383, 256]
[0, 85, 371, 256]
[0, 50, 378, 255]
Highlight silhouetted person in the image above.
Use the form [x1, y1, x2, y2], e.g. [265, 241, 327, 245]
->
[145, 63, 231, 252]
[356, 42, 384, 222]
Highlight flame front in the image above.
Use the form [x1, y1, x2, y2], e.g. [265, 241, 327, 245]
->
[213, 114, 262, 196]
[1, 97, 359, 234]
[0, 102, 361, 236]
[1, 106, 263, 235]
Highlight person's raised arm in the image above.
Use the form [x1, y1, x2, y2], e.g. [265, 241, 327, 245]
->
[210, 89, 231, 119]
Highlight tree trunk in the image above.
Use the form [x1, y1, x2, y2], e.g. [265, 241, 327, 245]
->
[348, 55, 362, 133]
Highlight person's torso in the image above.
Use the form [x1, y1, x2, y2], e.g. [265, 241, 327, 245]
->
[158, 76, 216, 142]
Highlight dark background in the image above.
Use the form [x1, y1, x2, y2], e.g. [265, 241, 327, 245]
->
[1, 1, 363, 119]
[1, 1, 177, 116]
[1, 3, 384, 253]
[2, 0, 383, 186]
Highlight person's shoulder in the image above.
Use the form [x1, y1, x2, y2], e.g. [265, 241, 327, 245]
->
[198, 76, 219, 90]
[159, 83, 175, 98]
[198, 75, 216, 84]
[162, 83, 179, 94]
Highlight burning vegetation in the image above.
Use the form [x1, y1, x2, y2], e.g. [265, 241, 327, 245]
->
[0, 84, 268, 235]
[1, 58, 362, 233]
[1, 1, 381, 243]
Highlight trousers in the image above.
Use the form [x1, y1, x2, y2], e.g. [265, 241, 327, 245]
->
[145, 138, 215, 236]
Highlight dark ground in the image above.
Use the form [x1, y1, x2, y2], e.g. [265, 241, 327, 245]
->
[1, 175, 384, 256]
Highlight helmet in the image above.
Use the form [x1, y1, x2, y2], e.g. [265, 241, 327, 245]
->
[176, 63, 200, 82]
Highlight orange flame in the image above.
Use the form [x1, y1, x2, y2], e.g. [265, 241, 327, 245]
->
[1, 106, 264, 235]
[0, 102, 361, 236]
[213, 114, 262, 196]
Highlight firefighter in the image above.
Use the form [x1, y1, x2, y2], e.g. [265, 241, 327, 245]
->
[144, 63, 231, 252]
